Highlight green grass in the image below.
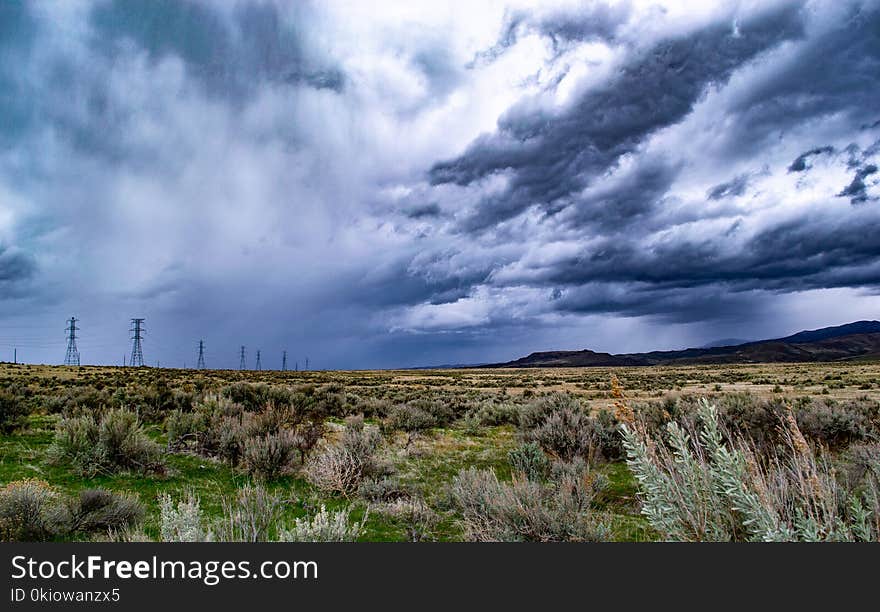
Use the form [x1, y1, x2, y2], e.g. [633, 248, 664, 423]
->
[0, 414, 653, 541]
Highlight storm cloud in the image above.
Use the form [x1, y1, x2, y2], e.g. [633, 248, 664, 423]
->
[1, 0, 880, 368]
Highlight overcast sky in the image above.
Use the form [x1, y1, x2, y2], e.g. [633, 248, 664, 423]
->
[1, 0, 879, 369]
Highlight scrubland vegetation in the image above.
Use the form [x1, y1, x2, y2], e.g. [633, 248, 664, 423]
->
[0, 362, 878, 541]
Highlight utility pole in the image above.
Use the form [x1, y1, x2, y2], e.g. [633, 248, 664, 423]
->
[255, 350, 262, 371]
[239, 346, 246, 370]
[129, 318, 145, 367]
[64, 317, 79, 366]
[282, 350, 287, 371]
[197, 340, 206, 370]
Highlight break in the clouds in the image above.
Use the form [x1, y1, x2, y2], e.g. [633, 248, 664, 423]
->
[1, 0, 880, 369]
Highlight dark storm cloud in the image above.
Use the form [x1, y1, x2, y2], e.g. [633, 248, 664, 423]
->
[90, 0, 344, 100]
[4, 1, 880, 367]
[519, 211, 880, 297]
[839, 163, 878, 203]
[788, 146, 835, 172]
[0, 1, 38, 145]
[552, 282, 769, 323]
[0, 246, 35, 287]
[719, 4, 880, 160]
[707, 173, 752, 200]
[431, 3, 805, 233]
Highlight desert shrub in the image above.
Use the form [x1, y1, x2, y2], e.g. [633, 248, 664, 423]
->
[0, 481, 142, 541]
[165, 409, 209, 450]
[527, 406, 598, 462]
[374, 498, 438, 542]
[214, 416, 247, 465]
[474, 401, 519, 426]
[0, 480, 67, 541]
[0, 389, 28, 433]
[594, 409, 624, 460]
[293, 421, 325, 465]
[621, 399, 880, 541]
[279, 506, 365, 542]
[306, 418, 384, 496]
[241, 430, 299, 480]
[792, 399, 873, 449]
[214, 484, 285, 542]
[51, 408, 164, 476]
[508, 442, 549, 481]
[385, 403, 437, 434]
[223, 382, 272, 412]
[357, 476, 409, 502]
[159, 493, 210, 542]
[449, 465, 607, 542]
[644, 393, 878, 453]
[518, 393, 583, 431]
[44, 386, 111, 416]
[67, 489, 143, 534]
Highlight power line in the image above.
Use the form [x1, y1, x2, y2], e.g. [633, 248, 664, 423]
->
[129, 318, 145, 367]
[197, 340, 206, 369]
[64, 317, 80, 366]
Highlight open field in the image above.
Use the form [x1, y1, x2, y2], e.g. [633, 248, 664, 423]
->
[1, 361, 878, 541]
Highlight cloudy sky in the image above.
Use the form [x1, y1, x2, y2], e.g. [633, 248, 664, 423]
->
[1, 0, 879, 369]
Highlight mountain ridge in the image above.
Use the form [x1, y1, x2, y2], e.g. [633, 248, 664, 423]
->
[487, 320, 880, 368]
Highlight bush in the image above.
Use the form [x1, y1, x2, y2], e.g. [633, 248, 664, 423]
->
[279, 506, 365, 542]
[67, 489, 144, 534]
[159, 493, 210, 542]
[518, 393, 583, 431]
[508, 442, 549, 481]
[527, 407, 598, 462]
[0, 481, 142, 541]
[621, 399, 880, 541]
[0, 389, 28, 433]
[449, 465, 607, 542]
[165, 409, 209, 450]
[51, 408, 164, 476]
[241, 431, 299, 480]
[374, 498, 438, 542]
[0, 480, 66, 541]
[214, 484, 285, 542]
[306, 418, 384, 496]
[385, 403, 437, 434]
[357, 476, 409, 502]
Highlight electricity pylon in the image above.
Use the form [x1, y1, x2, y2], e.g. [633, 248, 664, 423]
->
[282, 350, 287, 371]
[197, 340, 206, 369]
[64, 317, 79, 366]
[255, 350, 262, 371]
[129, 318, 145, 367]
[239, 346, 246, 370]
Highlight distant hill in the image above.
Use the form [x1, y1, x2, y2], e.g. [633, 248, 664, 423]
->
[700, 338, 750, 348]
[488, 320, 880, 368]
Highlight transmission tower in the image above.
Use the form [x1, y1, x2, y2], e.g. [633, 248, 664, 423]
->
[281, 350, 287, 371]
[64, 317, 79, 366]
[239, 346, 246, 370]
[305, 357, 309, 371]
[255, 350, 262, 371]
[197, 340, 206, 369]
[129, 318, 145, 367]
